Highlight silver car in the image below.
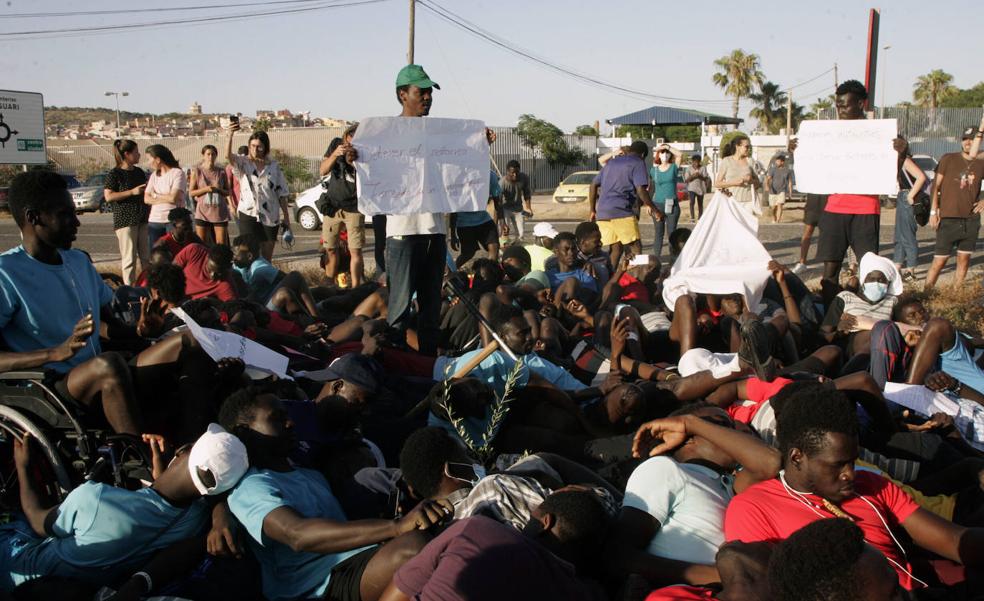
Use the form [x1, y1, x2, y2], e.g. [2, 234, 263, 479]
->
[71, 173, 108, 213]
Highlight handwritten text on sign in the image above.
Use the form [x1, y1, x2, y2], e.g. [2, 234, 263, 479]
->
[352, 117, 490, 216]
[794, 118, 898, 195]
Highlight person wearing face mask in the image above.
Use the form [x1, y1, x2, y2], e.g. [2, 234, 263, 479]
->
[650, 145, 683, 258]
[606, 402, 781, 586]
[820, 253, 902, 358]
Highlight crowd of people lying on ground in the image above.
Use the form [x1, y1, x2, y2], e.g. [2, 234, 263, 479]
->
[0, 165, 983, 601]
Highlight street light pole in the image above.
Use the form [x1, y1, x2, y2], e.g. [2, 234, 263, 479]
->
[104, 91, 129, 138]
[880, 46, 891, 118]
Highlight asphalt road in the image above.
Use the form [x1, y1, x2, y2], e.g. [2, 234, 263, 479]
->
[0, 199, 973, 284]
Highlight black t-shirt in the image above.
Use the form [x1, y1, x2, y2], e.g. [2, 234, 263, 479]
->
[104, 167, 149, 229]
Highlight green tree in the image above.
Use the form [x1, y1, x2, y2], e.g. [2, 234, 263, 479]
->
[941, 82, 984, 108]
[270, 150, 315, 194]
[749, 81, 787, 133]
[516, 114, 587, 168]
[712, 49, 765, 119]
[252, 117, 272, 133]
[574, 124, 598, 136]
[913, 69, 958, 109]
[809, 96, 834, 117]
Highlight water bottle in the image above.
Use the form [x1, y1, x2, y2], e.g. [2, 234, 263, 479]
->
[281, 226, 295, 250]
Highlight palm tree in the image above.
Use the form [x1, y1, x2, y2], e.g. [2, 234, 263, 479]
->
[913, 69, 957, 129]
[749, 81, 787, 133]
[809, 96, 834, 118]
[712, 49, 765, 119]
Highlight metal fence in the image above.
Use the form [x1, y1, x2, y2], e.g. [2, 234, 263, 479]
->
[817, 106, 984, 158]
[46, 126, 602, 193]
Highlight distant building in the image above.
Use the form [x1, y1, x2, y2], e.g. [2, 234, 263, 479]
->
[188, 101, 202, 115]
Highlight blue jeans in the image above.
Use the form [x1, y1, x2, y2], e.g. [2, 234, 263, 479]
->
[893, 190, 918, 269]
[147, 222, 170, 249]
[385, 234, 446, 356]
[652, 200, 681, 257]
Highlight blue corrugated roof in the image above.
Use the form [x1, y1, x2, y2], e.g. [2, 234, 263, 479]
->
[606, 106, 742, 126]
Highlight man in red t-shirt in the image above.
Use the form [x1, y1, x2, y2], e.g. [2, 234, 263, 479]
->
[724, 383, 983, 592]
[155, 207, 204, 257]
[173, 242, 238, 301]
[813, 80, 906, 288]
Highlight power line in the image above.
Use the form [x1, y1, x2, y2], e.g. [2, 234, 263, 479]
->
[0, 0, 386, 39]
[418, 0, 735, 106]
[782, 67, 835, 92]
[0, 0, 325, 19]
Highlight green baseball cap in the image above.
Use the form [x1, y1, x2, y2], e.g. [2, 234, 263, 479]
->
[395, 64, 440, 90]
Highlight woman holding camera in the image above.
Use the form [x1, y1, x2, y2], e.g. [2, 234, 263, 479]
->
[225, 117, 291, 260]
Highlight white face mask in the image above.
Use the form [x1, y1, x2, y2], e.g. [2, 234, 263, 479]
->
[862, 282, 888, 302]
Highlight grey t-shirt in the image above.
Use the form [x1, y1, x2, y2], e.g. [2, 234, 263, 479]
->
[767, 165, 792, 194]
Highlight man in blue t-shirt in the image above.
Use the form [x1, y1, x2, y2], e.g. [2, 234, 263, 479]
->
[0, 171, 149, 435]
[232, 233, 321, 319]
[220, 389, 453, 601]
[545, 231, 600, 308]
[588, 141, 660, 268]
[0, 423, 248, 593]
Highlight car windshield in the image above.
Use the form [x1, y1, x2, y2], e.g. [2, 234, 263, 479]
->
[562, 173, 596, 185]
[913, 157, 937, 172]
[84, 174, 106, 187]
[61, 175, 82, 189]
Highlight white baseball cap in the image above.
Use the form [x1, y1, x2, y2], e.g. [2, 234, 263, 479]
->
[532, 222, 559, 238]
[188, 423, 249, 496]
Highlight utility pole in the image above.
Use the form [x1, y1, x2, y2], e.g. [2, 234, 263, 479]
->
[407, 0, 415, 64]
[880, 45, 891, 118]
[786, 89, 793, 146]
[104, 91, 129, 138]
[833, 63, 839, 91]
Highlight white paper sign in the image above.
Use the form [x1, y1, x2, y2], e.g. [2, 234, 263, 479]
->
[793, 119, 898, 195]
[171, 307, 290, 379]
[352, 116, 490, 216]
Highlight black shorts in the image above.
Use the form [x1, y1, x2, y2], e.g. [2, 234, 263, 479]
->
[193, 218, 229, 228]
[934, 215, 980, 256]
[237, 212, 280, 242]
[323, 545, 379, 601]
[804, 194, 827, 226]
[816, 211, 880, 263]
[456, 220, 498, 253]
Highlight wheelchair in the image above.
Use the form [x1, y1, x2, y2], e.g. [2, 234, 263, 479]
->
[0, 371, 153, 509]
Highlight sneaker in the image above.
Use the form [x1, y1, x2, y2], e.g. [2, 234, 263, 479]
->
[902, 270, 916, 284]
[738, 319, 777, 382]
[791, 262, 806, 275]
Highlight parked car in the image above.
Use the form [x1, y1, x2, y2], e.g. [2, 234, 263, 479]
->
[294, 176, 329, 230]
[884, 154, 937, 204]
[552, 171, 598, 203]
[71, 173, 109, 213]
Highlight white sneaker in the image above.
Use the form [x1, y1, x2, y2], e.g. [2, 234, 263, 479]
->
[791, 262, 806, 275]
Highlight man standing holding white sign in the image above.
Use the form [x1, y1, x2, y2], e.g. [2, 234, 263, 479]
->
[354, 65, 493, 355]
[793, 80, 901, 289]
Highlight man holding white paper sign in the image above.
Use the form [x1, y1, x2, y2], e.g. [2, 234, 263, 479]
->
[352, 65, 495, 355]
[793, 80, 902, 288]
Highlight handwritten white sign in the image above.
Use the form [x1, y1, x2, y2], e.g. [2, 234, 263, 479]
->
[794, 119, 898, 195]
[352, 116, 490, 215]
[171, 307, 290, 380]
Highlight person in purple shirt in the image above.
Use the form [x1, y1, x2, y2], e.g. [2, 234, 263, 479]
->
[588, 141, 660, 268]
[379, 489, 611, 601]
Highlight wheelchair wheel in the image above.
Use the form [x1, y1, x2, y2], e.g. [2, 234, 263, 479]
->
[0, 405, 73, 506]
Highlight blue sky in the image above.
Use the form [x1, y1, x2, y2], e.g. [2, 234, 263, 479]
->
[1, 0, 979, 131]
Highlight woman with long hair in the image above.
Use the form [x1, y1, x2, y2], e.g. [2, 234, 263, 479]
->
[714, 133, 761, 217]
[225, 124, 291, 260]
[650, 144, 683, 257]
[103, 139, 149, 285]
[143, 144, 186, 248]
[189, 144, 230, 245]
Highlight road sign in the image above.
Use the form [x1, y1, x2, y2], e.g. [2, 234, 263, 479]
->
[0, 90, 46, 165]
